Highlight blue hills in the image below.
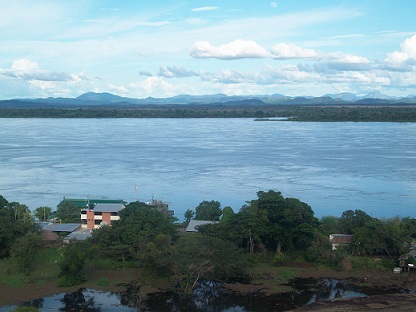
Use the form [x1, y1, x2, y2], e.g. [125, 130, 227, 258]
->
[0, 91, 415, 108]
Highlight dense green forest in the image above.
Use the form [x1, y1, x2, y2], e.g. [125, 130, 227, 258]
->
[2, 191, 416, 297]
[1, 105, 416, 121]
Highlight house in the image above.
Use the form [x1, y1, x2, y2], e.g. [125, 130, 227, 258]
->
[329, 234, 353, 250]
[39, 222, 82, 244]
[186, 220, 218, 232]
[81, 203, 126, 229]
[59, 197, 126, 229]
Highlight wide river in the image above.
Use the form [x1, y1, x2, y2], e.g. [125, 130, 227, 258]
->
[1, 118, 415, 219]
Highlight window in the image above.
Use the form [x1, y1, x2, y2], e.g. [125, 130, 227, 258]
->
[94, 211, 102, 216]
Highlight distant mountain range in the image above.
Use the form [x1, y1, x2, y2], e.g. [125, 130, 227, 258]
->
[1, 91, 415, 108]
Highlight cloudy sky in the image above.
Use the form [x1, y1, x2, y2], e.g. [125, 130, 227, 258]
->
[1, 0, 415, 99]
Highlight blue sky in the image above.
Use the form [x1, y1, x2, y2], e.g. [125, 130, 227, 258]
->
[0, 0, 415, 99]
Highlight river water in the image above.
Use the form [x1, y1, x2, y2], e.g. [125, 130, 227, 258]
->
[1, 118, 415, 219]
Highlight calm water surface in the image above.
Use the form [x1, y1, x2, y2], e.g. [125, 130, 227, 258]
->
[0, 118, 415, 218]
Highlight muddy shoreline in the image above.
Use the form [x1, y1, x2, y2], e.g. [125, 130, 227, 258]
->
[1, 267, 416, 310]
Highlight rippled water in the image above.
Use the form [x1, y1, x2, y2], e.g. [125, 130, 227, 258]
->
[1, 118, 415, 218]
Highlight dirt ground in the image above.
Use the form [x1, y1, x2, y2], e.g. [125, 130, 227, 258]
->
[0, 268, 141, 307]
[294, 293, 416, 311]
[2, 265, 416, 310]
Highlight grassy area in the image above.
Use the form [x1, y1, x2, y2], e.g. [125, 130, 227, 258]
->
[0, 246, 142, 306]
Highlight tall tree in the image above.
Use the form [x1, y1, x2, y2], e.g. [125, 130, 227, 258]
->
[339, 209, 373, 234]
[11, 232, 42, 278]
[221, 206, 235, 223]
[0, 196, 38, 258]
[34, 206, 52, 222]
[92, 201, 178, 261]
[252, 190, 319, 253]
[194, 200, 222, 221]
[184, 209, 194, 224]
[56, 200, 80, 223]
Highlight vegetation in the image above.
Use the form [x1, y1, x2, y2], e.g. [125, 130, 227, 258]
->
[2, 190, 416, 306]
[0, 105, 416, 121]
[0, 195, 39, 258]
[56, 200, 80, 223]
[11, 232, 42, 278]
[194, 200, 222, 221]
[33, 206, 52, 222]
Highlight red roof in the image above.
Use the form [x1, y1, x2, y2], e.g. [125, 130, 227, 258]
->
[331, 235, 353, 244]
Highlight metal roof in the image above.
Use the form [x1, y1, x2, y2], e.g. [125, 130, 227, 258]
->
[42, 223, 81, 232]
[60, 198, 126, 208]
[186, 220, 218, 232]
[64, 228, 93, 241]
[92, 203, 125, 212]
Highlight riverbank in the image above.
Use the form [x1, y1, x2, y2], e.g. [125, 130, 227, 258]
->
[3, 260, 415, 310]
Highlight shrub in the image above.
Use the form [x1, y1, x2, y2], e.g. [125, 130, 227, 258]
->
[272, 252, 285, 267]
[97, 277, 110, 287]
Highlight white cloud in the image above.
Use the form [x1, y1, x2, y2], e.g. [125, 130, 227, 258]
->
[11, 59, 39, 71]
[385, 34, 416, 64]
[191, 6, 219, 12]
[158, 66, 199, 78]
[270, 43, 321, 59]
[1, 59, 73, 82]
[190, 40, 272, 59]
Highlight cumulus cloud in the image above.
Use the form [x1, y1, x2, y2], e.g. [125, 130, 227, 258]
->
[270, 43, 321, 59]
[1, 59, 73, 82]
[191, 6, 219, 12]
[190, 40, 272, 59]
[385, 34, 416, 64]
[158, 66, 199, 78]
[378, 34, 416, 73]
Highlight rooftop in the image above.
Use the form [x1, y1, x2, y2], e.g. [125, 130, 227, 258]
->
[186, 220, 218, 232]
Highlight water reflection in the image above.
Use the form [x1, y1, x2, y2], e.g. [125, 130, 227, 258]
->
[0, 279, 407, 312]
[59, 289, 100, 312]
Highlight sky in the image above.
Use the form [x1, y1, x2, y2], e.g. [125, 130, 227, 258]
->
[0, 0, 415, 99]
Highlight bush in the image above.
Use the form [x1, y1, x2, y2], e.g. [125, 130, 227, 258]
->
[350, 256, 390, 271]
[272, 252, 285, 266]
[97, 277, 110, 287]
[58, 242, 88, 287]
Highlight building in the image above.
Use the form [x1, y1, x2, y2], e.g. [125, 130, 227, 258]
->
[329, 234, 353, 250]
[59, 197, 126, 229]
[186, 220, 218, 232]
[81, 203, 126, 229]
[61, 197, 173, 229]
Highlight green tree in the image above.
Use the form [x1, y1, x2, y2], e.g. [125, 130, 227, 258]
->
[160, 235, 248, 296]
[58, 241, 90, 286]
[34, 206, 52, 222]
[250, 190, 319, 253]
[194, 200, 222, 221]
[92, 201, 177, 262]
[339, 209, 373, 234]
[56, 200, 80, 223]
[0, 196, 38, 258]
[320, 216, 341, 236]
[352, 218, 406, 259]
[221, 206, 235, 223]
[184, 209, 194, 224]
[11, 232, 42, 278]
